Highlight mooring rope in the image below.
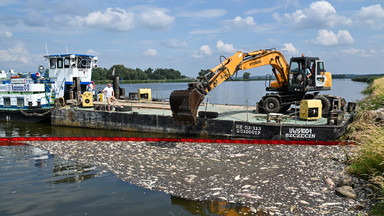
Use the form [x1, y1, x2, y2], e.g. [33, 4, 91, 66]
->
[19, 108, 52, 117]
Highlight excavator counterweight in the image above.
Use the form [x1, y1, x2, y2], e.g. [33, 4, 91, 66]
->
[170, 86, 205, 125]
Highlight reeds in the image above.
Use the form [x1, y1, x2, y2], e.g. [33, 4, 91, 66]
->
[345, 77, 384, 214]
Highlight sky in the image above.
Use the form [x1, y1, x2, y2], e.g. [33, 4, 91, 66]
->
[0, 0, 383, 78]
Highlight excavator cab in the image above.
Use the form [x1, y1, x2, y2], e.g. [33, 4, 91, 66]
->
[288, 57, 324, 91]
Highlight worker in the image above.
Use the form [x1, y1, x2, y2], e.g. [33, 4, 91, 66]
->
[305, 66, 312, 86]
[87, 81, 94, 92]
[299, 64, 312, 86]
[103, 83, 117, 111]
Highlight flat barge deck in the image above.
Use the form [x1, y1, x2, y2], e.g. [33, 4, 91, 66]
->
[51, 100, 353, 141]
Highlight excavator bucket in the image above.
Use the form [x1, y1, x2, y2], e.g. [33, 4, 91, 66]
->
[170, 88, 205, 125]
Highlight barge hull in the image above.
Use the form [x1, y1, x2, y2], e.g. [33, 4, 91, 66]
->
[51, 107, 352, 141]
[0, 109, 51, 123]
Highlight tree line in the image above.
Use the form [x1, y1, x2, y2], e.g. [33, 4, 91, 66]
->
[198, 69, 251, 80]
[92, 65, 187, 81]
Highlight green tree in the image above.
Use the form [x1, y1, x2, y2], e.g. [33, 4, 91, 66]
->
[197, 69, 213, 80]
[243, 72, 251, 80]
[92, 65, 187, 81]
[92, 67, 111, 80]
[111, 65, 129, 79]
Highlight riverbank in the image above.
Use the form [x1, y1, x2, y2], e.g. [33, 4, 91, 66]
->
[93, 78, 265, 84]
[93, 77, 361, 85]
[343, 76, 384, 215]
[25, 140, 371, 215]
[93, 79, 195, 85]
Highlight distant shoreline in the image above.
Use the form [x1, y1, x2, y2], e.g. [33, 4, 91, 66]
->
[94, 77, 362, 85]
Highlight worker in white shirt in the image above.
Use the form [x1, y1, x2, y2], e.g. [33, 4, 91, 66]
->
[103, 83, 117, 111]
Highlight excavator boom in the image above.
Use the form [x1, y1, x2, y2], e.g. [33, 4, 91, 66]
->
[170, 49, 290, 125]
[170, 51, 246, 125]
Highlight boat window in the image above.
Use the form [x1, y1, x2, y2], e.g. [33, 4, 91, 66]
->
[57, 58, 63, 69]
[64, 58, 70, 68]
[50, 58, 56, 69]
[75, 57, 81, 68]
[77, 56, 91, 69]
[17, 98, 24, 107]
[4, 98, 11, 107]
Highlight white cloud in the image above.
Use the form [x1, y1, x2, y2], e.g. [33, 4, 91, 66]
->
[312, 29, 354, 46]
[280, 1, 352, 29]
[223, 16, 256, 29]
[0, 42, 30, 64]
[179, 9, 226, 18]
[200, 45, 212, 56]
[162, 39, 188, 48]
[83, 8, 135, 31]
[216, 40, 236, 53]
[0, 32, 13, 38]
[192, 45, 212, 58]
[281, 43, 299, 55]
[86, 49, 99, 56]
[356, 4, 384, 29]
[245, 6, 280, 15]
[52, 7, 174, 32]
[138, 9, 175, 31]
[341, 48, 377, 57]
[143, 48, 158, 56]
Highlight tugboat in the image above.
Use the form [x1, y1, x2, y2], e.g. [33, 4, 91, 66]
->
[0, 54, 98, 123]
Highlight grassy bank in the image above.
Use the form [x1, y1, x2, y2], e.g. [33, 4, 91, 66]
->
[351, 75, 384, 83]
[344, 77, 384, 214]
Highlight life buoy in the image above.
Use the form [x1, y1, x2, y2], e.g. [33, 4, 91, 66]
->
[90, 81, 95, 90]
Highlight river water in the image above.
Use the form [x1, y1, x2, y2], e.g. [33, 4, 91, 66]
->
[114, 79, 367, 105]
[0, 79, 367, 215]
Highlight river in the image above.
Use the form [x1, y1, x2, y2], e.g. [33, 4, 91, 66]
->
[0, 79, 368, 216]
[112, 79, 367, 105]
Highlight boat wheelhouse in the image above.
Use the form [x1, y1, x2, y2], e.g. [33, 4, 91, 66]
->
[0, 53, 98, 123]
[46, 54, 98, 98]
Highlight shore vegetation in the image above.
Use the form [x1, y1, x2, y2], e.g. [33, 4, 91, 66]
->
[344, 77, 384, 215]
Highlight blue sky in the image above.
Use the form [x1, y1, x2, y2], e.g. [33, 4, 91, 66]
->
[0, 0, 383, 77]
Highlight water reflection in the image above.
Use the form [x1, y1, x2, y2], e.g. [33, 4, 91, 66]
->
[51, 160, 98, 184]
[0, 121, 52, 137]
[171, 197, 269, 216]
[0, 121, 181, 138]
[1, 144, 261, 216]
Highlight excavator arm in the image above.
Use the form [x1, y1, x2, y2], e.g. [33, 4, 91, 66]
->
[170, 49, 290, 125]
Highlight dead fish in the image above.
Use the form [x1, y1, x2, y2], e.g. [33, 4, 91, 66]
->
[324, 176, 335, 189]
[234, 193, 261, 199]
[234, 175, 241, 181]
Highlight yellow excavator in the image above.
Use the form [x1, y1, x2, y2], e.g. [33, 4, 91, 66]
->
[170, 48, 333, 125]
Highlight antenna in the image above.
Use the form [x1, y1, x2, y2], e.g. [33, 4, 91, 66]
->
[66, 45, 69, 54]
[45, 43, 49, 55]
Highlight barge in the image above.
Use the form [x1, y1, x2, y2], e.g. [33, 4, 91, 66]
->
[51, 100, 354, 141]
